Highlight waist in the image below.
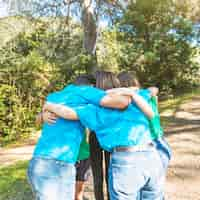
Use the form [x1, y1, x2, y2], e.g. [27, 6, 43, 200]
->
[33, 145, 79, 164]
[112, 143, 155, 153]
[31, 156, 75, 166]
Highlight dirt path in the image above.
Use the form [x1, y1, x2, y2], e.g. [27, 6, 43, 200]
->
[163, 95, 200, 200]
[0, 145, 34, 167]
[0, 95, 200, 200]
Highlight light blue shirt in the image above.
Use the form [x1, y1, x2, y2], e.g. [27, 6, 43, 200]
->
[75, 89, 152, 152]
[33, 84, 106, 163]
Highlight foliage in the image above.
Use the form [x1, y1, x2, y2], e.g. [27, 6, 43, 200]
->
[116, 0, 199, 92]
[97, 29, 121, 72]
[0, 19, 88, 145]
[0, 85, 20, 144]
[0, 0, 200, 144]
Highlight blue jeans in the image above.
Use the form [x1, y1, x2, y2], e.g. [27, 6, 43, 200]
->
[109, 149, 165, 200]
[138, 138, 171, 200]
[27, 157, 76, 200]
[153, 137, 172, 171]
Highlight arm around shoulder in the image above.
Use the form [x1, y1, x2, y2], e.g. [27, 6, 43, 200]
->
[100, 94, 131, 109]
[43, 103, 79, 120]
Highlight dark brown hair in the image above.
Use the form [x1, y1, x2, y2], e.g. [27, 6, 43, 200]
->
[74, 74, 95, 85]
[117, 71, 141, 88]
[95, 71, 120, 90]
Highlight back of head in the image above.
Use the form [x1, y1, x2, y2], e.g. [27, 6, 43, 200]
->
[118, 71, 141, 88]
[74, 74, 95, 86]
[95, 71, 120, 90]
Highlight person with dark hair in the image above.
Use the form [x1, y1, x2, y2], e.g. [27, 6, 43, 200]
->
[116, 71, 172, 198]
[117, 71, 171, 166]
[28, 74, 132, 200]
[43, 72, 164, 200]
[89, 71, 121, 200]
[117, 71, 141, 88]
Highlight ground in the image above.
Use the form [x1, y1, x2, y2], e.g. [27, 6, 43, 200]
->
[164, 95, 200, 200]
[0, 94, 200, 200]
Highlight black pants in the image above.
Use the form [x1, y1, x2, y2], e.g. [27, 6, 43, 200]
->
[89, 133, 110, 200]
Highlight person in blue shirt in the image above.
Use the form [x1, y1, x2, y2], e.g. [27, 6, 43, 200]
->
[43, 74, 164, 200]
[27, 74, 132, 200]
[117, 71, 172, 169]
[116, 71, 172, 199]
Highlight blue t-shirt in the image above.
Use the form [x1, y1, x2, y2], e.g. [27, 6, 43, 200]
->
[33, 84, 106, 163]
[75, 89, 152, 152]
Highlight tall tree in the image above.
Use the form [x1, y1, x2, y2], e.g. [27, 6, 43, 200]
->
[117, 0, 198, 91]
[5, 0, 128, 73]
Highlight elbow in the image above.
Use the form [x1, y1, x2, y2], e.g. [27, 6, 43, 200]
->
[117, 101, 129, 109]
[147, 111, 154, 119]
[118, 97, 131, 109]
[70, 114, 79, 120]
[67, 110, 79, 120]
[100, 96, 130, 109]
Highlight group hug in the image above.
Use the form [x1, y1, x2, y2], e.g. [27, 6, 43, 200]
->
[27, 70, 172, 200]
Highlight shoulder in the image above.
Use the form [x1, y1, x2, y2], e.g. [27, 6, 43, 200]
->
[137, 89, 152, 100]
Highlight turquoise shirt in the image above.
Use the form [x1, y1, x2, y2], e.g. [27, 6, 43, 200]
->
[33, 84, 106, 163]
[75, 89, 152, 152]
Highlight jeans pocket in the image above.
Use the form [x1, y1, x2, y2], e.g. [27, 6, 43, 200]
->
[111, 163, 138, 198]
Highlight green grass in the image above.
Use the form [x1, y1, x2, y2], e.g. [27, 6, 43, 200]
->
[0, 161, 34, 200]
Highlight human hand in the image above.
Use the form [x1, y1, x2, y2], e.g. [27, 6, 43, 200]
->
[42, 111, 57, 124]
[148, 87, 159, 96]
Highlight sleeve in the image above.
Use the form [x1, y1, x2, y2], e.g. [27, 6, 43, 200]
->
[148, 97, 164, 139]
[74, 104, 99, 132]
[79, 86, 106, 106]
[46, 92, 60, 103]
[137, 89, 152, 101]
[46, 93, 52, 103]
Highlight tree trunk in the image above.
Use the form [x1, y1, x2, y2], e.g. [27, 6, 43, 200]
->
[82, 0, 98, 73]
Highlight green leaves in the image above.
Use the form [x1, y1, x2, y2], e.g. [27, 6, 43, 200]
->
[117, 0, 199, 92]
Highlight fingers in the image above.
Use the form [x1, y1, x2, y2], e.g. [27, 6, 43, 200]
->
[148, 87, 159, 96]
[43, 111, 58, 124]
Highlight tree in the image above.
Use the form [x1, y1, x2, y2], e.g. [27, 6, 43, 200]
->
[5, 0, 129, 73]
[117, 0, 199, 92]
[174, 0, 200, 23]
[0, 18, 87, 144]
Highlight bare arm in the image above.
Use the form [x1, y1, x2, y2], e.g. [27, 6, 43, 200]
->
[101, 92, 153, 118]
[42, 93, 132, 121]
[131, 93, 154, 119]
[106, 87, 139, 95]
[36, 111, 58, 125]
[107, 87, 158, 119]
[43, 103, 78, 120]
[100, 94, 132, 109]
[148, 87, 159, 96]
